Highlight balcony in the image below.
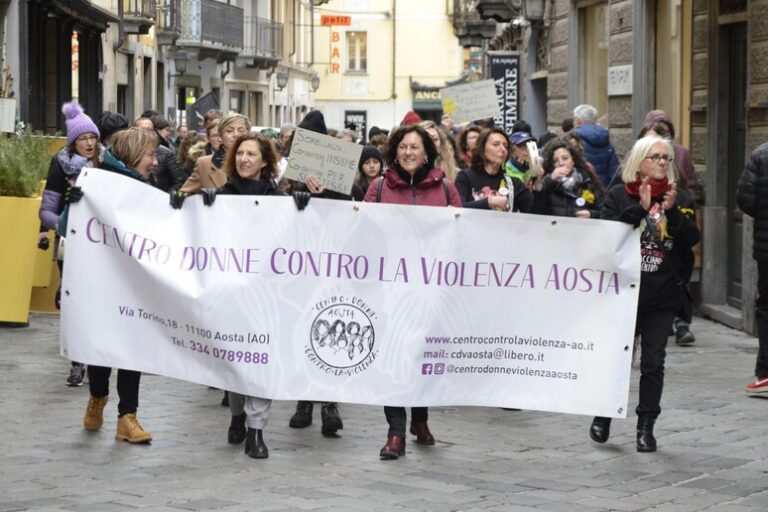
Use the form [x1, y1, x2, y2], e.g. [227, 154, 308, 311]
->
[121, 0, 157, 35]
[476, 0, 519, 23]
[156, 0, 181, 46]
[178, 0, 244, 62]
[452, 0, 498, 48]
[242, 17, 284, 69]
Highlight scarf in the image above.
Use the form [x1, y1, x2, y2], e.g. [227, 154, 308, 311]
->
[56, 145, 102, 177]
[624, 176, 669, 198]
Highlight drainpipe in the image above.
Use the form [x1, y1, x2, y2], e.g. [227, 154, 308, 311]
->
[113, 0, 126, 51]
[309, 0, 314, 68]
[290, 0, 296, 59]
[391, 0, 396, 101]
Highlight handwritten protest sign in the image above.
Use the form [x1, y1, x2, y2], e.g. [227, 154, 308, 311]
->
[440, 80, 500, 124]
[284, 128, 363, 195]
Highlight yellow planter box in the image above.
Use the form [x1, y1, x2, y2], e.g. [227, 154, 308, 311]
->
[0, 195, 42, 323]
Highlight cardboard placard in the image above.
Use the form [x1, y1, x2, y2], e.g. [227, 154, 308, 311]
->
[440, 79, 500, 125]
[284, 128, 363, 195]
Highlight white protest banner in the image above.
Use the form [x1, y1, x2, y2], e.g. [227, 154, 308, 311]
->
[283, 127, 363, 195]
[440, 79, 500, 124]
[62, 169, 640, 418]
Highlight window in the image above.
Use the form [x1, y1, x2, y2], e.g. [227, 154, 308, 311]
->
[346, 31, 367, 73]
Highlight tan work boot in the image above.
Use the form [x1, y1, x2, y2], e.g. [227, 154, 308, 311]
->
[115, 413, 152, 443]
[83, 395, 108, 431]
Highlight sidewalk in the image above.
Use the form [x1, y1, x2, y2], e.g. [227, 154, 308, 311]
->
[1, 313, 767, 512]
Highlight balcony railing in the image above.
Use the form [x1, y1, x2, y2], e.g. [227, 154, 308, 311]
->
[243, 17, 283, 63]
[156, 0, 181, 37]
[123, 0, 157, 19]
[179, 0, 244, 51]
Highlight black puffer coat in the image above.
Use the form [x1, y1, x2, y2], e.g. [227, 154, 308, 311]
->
[738, 143, 768, 261]
[153, 144, 186, 192]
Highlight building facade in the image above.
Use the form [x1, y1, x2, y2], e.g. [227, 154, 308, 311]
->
[0, 0, 319, 134]
[466, 0, 756, 334]
[311, 0, 463, 139]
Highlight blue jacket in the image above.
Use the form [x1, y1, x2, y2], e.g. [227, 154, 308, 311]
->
[573, 124, 619, 186]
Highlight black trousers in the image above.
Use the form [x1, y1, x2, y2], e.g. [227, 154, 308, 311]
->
[88, 365, 141, 416]
[755, 260, 768, 377]
[635, 307, 676, 419]
[384, 406, 428, 438]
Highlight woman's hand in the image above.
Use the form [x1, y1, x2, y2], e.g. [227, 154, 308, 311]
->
[574, 210, 591, 218]
[661, 182, 677, 211]
[489, 195, 509, 211]
[305, 175, 325, 195]
[639, 177, 652, 211]
[551, 166, 569, 181]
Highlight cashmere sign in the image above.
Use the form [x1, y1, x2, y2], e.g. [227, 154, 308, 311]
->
[61, 169, 641, 417]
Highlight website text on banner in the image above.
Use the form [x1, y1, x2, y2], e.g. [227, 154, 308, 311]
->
[61, 169, 640, 418]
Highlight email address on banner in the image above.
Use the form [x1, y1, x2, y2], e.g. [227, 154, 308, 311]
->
[424, 335, 594, 351]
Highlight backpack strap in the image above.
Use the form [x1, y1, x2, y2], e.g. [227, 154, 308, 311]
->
[375, 176, 385, 203]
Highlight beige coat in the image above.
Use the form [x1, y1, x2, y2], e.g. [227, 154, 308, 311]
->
[180, 154, 227, 194]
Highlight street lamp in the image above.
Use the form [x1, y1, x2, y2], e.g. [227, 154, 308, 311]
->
[275, 70, 289, 91]
[523, 0, 546, 24]
[310, 73, 320, 92]
[167, 48, 189, 83]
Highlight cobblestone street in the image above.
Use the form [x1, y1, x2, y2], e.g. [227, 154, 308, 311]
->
[2, 313, 768, 511]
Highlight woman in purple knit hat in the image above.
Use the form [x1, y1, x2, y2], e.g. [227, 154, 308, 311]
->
[38, 100, 102, 387]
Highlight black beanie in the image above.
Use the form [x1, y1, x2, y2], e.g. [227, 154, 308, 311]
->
[298, 110, 327, 135]
[97, 111, 130, 141]
[358, 145, 383, 171]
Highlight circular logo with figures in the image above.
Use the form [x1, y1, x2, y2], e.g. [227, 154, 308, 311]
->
[307, 298, 377, 374]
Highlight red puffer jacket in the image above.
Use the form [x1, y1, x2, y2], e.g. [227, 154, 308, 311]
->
[363, 167, 461, 207]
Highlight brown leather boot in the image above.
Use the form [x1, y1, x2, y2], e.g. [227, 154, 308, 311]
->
[115, 413, 152, 444]
[409, 422, 435, 445]
[83, 395, 108, 431]
[379, 435, 406, 459]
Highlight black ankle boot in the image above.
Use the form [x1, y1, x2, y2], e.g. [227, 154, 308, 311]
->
[227, 413, 246, 444]
[245, 428, 269, 459]
[321, 402, 343, 435]
[636, 416, 657, 452]
[289, 401, 313, 428]
[589, 416, 611, 443]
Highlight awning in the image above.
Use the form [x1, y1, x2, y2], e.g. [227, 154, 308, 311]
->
[47, 0, 119, 31]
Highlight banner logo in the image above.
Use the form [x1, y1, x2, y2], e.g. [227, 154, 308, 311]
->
[307, 297, 378, 375]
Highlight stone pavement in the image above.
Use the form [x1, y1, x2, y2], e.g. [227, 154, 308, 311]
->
[2, 313, 768, 512]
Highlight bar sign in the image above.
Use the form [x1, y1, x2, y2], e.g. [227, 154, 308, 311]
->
[321, 15, 352, 26]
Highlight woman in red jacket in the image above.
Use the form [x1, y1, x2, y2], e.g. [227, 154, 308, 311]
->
[363, 124, 461, 460]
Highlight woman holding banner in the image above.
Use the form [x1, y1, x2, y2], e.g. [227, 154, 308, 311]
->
[198, 133, 310, 459]
[363, 124, 461, 460]
[454, 127, 532, 213]
[70, 127, 160, 443]
[590, 135, 699, 453]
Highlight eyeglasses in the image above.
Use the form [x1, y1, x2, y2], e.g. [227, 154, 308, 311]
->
[76, 135, 98, 143]
[143, 151, 157, 159]
[645, 154, 672, 165]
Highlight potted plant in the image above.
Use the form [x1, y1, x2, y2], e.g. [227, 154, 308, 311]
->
[0, 126, 51, 324]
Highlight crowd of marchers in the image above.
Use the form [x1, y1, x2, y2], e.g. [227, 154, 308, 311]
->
[35, 97, 767, 460]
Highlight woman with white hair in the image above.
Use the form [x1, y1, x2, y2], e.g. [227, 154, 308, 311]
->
[589, 136, 699, 453]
